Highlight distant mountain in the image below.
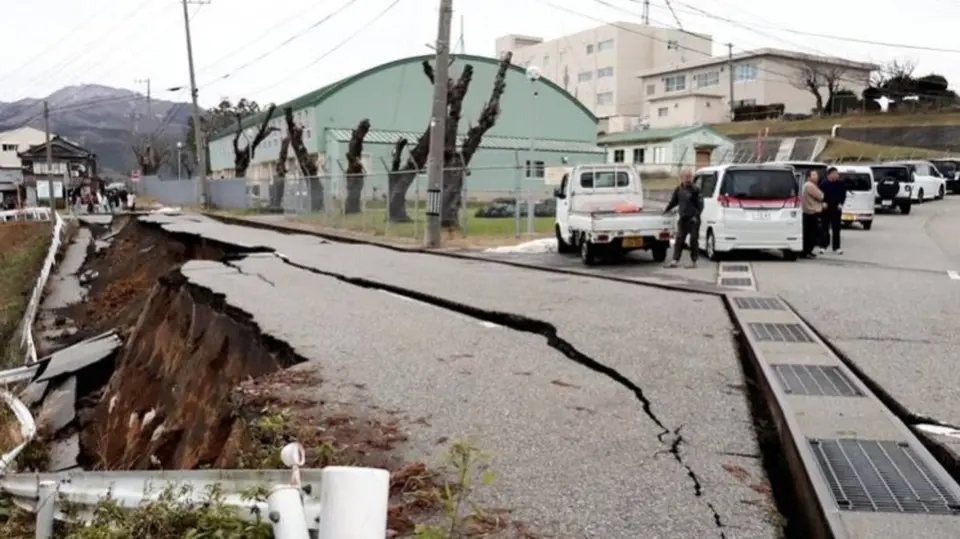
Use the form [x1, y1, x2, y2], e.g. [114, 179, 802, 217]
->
[0, 84, 192, 176]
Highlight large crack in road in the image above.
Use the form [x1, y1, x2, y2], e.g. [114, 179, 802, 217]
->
[269, 251, 729, 538]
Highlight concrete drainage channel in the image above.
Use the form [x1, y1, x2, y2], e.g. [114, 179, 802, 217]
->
[716, 262, 757, 291]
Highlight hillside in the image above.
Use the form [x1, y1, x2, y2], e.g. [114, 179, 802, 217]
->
[712, 111, 960, 136]
[0, 84, 192, 176]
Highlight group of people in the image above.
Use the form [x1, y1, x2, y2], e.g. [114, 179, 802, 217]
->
[659, 166, 849, 268]
[68, 185, 136, 214]
[800, 166, 846, 258]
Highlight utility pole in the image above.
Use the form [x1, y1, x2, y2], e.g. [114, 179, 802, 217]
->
[727, 43, 735, 120]
[181, 0, 210, 206]
[425, 0, 453, 248]
[43, 101, 55, 225]
[642, 0, 650, 24]
[134, 78, 151, 131]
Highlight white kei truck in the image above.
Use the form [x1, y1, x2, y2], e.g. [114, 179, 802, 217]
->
[554, 164, 676, 266]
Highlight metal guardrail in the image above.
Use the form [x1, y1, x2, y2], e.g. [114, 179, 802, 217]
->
[1, 443, 390, 539]
[15, 209, 67, 365]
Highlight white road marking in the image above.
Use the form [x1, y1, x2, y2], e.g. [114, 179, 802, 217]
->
[948, 270, 960, 280]
[380, 291, 501, 329]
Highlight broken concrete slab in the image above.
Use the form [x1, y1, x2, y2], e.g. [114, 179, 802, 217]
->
[36, 376, 77, 433]
[35, 331, 121, 383]
[19, 380, 49, 407]
[47, 433, 80, 472]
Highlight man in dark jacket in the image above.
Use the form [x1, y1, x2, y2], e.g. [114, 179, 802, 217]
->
[818, 167, 847, 254]
[662, 169, 703, 268]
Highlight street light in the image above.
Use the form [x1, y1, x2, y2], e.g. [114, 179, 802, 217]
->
[522, 65, 541, 235]
[176, 141, 184, 181]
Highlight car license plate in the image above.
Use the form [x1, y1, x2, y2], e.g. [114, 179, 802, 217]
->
[751, 211, 771, 220]
[622, 237, 643, 248]
[881, 200, 892, 207]
[842, 213, 854, 221]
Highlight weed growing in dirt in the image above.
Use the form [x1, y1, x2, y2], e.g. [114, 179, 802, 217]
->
[0, 221, 51, 367]
[413, 438, 506, 539]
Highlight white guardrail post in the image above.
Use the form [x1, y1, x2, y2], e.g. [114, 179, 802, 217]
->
[35, 480, 56, 539]
[317, 467, 390, 539]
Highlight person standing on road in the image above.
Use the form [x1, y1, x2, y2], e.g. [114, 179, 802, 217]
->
[819, 167, 847, 255]
[801, 170, 825, 258]
[662, 169, 703, 269]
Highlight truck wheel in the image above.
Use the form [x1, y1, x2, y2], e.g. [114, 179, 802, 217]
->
[651, 244, 668, 263]
[899, 202, 912, 215]
[937, 185, 945, 200]
[580, 239, 597, 265]
[917, 189, 925, 202]
[555, 225, 573, 253]
[861, 220, 873, 230]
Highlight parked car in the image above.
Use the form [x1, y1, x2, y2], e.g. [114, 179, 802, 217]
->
[554, 164, 674, 265]
[834, 165, 875, 230]
[693, 164, 803, 261]
[888, 160, 947, 201]
[870, 164, 913, 214]
[929, 159, 960, 194]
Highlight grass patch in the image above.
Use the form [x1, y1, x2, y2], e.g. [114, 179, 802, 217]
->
[819, 138, 950, 162]
[713, 110, 960, 136]
[0, 221, 51, 368]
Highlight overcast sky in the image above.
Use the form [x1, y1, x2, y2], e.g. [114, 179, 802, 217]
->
[1, 0, 958, 108]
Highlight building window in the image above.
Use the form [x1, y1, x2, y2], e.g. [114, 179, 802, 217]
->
[525, 160, 545, 178]
[657, 107, 669, 117]
[1, 144, 17, 152]
[666, 40, 679, 50]
[645, 84, 656, 96]
[597, 66, 614, 78]
[736, 99, 757, 107]
[664, 74, 686, 92]
[597, 39, 614, 51]
[734, 63, 759, 82]
[596, 92, 614, 105]
[585, 44, 594, 54]
[653, 147, 667, 164]
[694, 71, 720, 88]
[613, 149, 625, 163]
[578, 70, 593, 82]
[632, 148, 645, 163]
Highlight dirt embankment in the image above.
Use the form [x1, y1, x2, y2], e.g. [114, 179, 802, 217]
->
[0, 221, 52, 364]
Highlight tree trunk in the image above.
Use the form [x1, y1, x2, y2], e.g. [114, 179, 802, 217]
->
[440, 164, 463, 228]
[284, 106, 323, 211]
[271, 137, 290, 209]
[344, 119, 370, 214]
[387, 170, 416, 222]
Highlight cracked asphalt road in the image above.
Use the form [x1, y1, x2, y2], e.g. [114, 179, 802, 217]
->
[752, 196, 960, 431]
[152, 214, 776, 539]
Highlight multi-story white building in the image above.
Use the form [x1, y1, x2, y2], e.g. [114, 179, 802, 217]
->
[638, 48, 878, 128]
[495, 22, 712, 125]
[0, 127, 48, 169]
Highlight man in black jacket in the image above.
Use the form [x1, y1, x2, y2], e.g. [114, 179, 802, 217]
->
[818, 167, 847, 254]
[663, 169, 704, 268]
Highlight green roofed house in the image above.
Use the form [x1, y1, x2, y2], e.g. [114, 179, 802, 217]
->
[596, 124, 734, 177]
[206, 54, 604, 201]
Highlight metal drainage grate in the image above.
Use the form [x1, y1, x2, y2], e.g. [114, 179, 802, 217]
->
[809, 438, 960, 514]
[748, 322, 813, 343]
[722, 264, 750, 273]
[720, 277, 753, 287]
[773, 364, 863, 397]
[733, 297, 784, 310]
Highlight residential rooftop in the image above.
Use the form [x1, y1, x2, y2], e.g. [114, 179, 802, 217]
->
[636, 47, 880, 79]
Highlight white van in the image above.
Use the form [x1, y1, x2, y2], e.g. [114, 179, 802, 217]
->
[694, 164, 803, 261]
[835, 165, 875, 230]
[888, 160, 947, 202]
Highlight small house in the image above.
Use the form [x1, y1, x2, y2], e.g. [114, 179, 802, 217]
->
[597, 124, 734, 177]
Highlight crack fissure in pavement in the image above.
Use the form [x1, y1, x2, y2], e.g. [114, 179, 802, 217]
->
[269, 253, 726, 537]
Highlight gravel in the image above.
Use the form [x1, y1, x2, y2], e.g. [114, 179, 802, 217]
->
[155, 214, 778, 538]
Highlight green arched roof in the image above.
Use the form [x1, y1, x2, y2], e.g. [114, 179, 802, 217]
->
[212, 53, 597, 141]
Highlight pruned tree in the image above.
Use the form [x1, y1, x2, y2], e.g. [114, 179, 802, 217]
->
[792, 61, 847, 114]
[344, 118, 371, 214]
[386, 53, 512, 225]
[131, 136, 173, 176]
[185, 98, 261, 174]
[232, 104, 277, 177]
[284, 106, 324, 210]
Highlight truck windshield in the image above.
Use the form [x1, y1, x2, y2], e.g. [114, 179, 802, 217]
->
[721, 169, 797, 199]
[580, 171, 630, 188]
[839, 173, 872, 191]
[871, 166, 912, 183]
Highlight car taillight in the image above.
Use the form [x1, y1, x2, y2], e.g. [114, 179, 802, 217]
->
[658, 230, 671, 240]
[718, 194, 733, 207]
[786, 196, 800, 208]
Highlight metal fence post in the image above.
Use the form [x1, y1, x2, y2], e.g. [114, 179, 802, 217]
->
[414, 165, 422, 241]
[459, 152, 469, 237]
[514, 151, 522, 239]
[267, 485, 310, 539]
[378, 158, 392, 238]
[316, 467, 389, 539]
[35, 480, 56, 539]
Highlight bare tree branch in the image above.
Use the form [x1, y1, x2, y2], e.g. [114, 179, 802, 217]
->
[390, 138, 408, 172]
[444, 65, 474, 157]
[344, 118, 371, 214]
[276, 137, 290, 178]
[461, 52, 512, 165]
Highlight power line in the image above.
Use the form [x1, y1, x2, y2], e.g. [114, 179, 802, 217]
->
[197, 0, 363, 89]
[243, 0, 404, 102]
